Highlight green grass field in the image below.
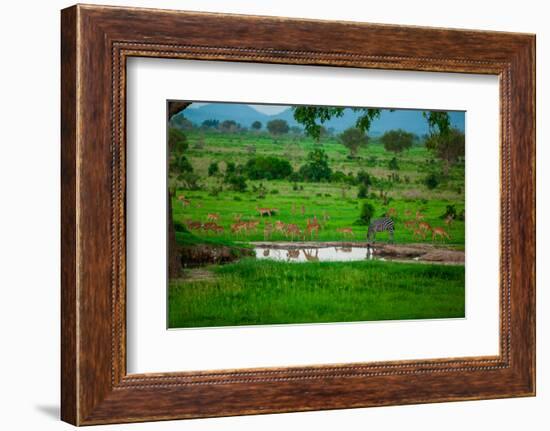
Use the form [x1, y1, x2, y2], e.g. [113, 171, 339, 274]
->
[168, 259, 465, 328]
[173, 129, 465, 245]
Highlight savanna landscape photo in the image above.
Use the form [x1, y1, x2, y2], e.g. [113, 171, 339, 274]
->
[167, 101, 466, 329]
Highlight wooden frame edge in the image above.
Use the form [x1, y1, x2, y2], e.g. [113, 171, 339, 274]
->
[61, 4, 535, 425]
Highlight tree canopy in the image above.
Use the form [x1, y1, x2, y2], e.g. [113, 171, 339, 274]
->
[293, 106, 381, 141]
[338, 127, 369, 158]
[251, 120, 262, 130]
[220, 120, 240, 132]
[380, 129, 415, 154]
[168, 127, 188, 153]
[298, 149, 332, 182]
[266, 119, 290, 136]
[244, 156, 292, 180]
[425, 127, 465, 175]
[201, 119, 219, 129]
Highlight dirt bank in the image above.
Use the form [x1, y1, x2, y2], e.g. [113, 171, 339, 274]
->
[180, 244, 254, 266]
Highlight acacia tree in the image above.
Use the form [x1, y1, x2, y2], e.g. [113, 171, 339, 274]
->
[266, 119, 289, 136]
[380, 129, 414, 154]
[338, 127, 369, 158]
[425, 127, 465, 176]
[220, 119, 239, 133]
[294, 107, 459, 169]
[422, 111, 464, 176]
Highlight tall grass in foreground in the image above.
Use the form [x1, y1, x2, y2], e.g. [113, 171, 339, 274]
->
[168, 259, 465, 328]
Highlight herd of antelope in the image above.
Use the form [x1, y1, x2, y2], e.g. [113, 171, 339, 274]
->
[177, 194, 454, 243]
[400, 208, 453, 241]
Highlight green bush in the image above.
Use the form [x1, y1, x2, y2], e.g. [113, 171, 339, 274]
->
[388, 157, 400, 171]
[173, 220, 189, 233]
[208, 162, 219, 176]
[358, 201, 375, 225]
[225, 161, 236, 175]
[225, 174, 247, 192]
[441, 204, 457, 219]
[357, 184, 368, 199]
[298, 149, 332, 182]
[424, 173, 440, 189]
[356, 170, 372, 187]
[170, 154, 193, 174]
[245, 156, 292, 180]
[367, 156, 377, 167]
[168, 127, 188, 153]
[330, 170, 348, 183]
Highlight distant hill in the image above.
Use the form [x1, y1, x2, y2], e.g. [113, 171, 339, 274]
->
[178, 103, 465, 136]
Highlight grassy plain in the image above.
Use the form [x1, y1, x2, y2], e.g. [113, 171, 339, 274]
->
[169, 259, 465, 328]
[172, 129, 465, 245]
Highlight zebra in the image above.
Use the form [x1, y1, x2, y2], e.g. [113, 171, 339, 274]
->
[367, 217, 395, 243]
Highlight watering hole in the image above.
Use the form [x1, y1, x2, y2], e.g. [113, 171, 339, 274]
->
[255, 246, 378, 262]
[251, 242, 465, 265]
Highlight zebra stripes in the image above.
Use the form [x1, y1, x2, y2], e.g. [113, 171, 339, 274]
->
[367, 217, 395, 243]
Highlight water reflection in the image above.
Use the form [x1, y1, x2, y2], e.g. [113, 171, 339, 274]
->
[255, 246, 375, 262]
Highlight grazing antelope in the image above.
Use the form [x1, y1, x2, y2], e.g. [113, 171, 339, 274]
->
[202, 222, 224, 234]
[263, 222, 273, 240]
[413, 227, 427, 240]
[418, 221, 432, 232]
[404, 219, 416, 230]
[302, 248, 320, 262]
[306, 217, 320, 239]
[367, 217, 395, 243]
[274, 220, 286, 234]
[178, 195, 190, 207]
[415, 211, 425, 221]
[432, 227, 450, 241]
[336, 227, 354, 239]
[185, 220, 203, 231]
[386, 207, 398, 218]
[231, 221, 248, 235]
[207, 213, 220, 222]
[256, 207, 274, 217]
[445, 214, 455, 226]
[284, 223, 301, 241]
[246, 220, 260, 233]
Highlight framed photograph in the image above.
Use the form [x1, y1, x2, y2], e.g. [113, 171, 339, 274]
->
[61, 4, 535, 425]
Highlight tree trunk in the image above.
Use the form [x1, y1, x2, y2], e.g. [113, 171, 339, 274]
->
[167, 189, 180, 279]
[167, 101, 191, 279]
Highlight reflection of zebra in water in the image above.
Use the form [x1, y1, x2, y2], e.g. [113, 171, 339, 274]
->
[367, 217, 395, 243]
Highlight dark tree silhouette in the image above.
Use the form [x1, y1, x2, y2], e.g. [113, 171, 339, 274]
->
[381, 129, 414, 154]
[167, 101, 191, 278]
[266, 119, 289, 136]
